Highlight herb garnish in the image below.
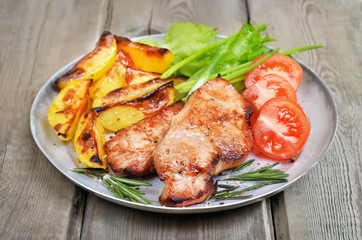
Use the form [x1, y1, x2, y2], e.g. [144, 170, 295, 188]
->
[211, 159, 289, 201]
[71, 168, 152, 205]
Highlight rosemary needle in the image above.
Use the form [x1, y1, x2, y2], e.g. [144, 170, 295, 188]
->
[230, 159, 255, 173]
[213, 181, 282, 199]
[71, 168, 152, 205]
[211, 160, 289, 201]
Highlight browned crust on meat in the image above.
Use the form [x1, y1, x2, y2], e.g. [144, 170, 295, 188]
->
[153, 77, 253, 207]
[105, 101, 184, 176]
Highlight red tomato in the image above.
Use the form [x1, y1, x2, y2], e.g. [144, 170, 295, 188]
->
[249, 110, 259, 129]
[245, 53, 303, 90]
[252, 97, 310, 160]
[242, 74, 297, 112]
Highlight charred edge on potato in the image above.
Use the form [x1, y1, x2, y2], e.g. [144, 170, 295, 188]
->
[98, 31, 113, 46]
[90, 153, 103, 165]
[95, 78, 174, 108]
[114, 36, 171, 57]
[54, 68, 86, 87]
[93, 81, 174, 113]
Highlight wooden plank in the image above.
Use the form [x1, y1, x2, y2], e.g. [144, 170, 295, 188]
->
[82, 195, 274, 240]
[104, 0, 155, 37]
[79, 1, 276, 240]
[0, 0, 104, 239]
[248, 0, 362, 239]
[150, 0, 249, 35]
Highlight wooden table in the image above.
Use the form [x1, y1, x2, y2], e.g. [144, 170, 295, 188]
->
[1, 0, 360, 239]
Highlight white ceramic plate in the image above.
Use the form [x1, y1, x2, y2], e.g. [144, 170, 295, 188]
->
[30, 35, 337, 214]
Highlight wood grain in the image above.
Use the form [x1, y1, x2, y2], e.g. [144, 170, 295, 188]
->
[249, 0, 362, 239]
[81, 195, 274, 240]
[0, 0, 103, 239]
[0, 0, 360, 239]
[150, 0, 248, 35]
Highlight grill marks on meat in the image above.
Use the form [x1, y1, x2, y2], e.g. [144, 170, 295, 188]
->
[105, 102, 184, 176]
[153, 78, 253, 207]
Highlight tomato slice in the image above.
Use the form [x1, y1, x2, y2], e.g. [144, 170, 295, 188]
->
[242, 74, 297, 112]
[245, 53, 303, 90]
[249, 110, 259, 129]
[252, 97, 310, 160]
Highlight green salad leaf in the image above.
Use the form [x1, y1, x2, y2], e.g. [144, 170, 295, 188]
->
[139, 22, 323, 101]
[160, 22, 217, 65]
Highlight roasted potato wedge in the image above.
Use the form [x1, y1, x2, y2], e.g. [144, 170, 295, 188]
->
[115, 36, 174, 73]
[92, 78, 173, 108]
[89, 51, 130, 100]
[97, 83, 175, 131]
[55, 32, 117, 89]
[74, 109, 107, 168]
[47, 79, 91, 141]
[125, 67, 161, 85]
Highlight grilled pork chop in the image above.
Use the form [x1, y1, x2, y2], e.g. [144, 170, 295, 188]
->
[105, 102, 184, 176]
[153, 78, 253, 207]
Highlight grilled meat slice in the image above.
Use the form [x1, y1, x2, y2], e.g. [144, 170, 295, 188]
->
[105, 101, 184, 176]
[153, 78, 253, 207]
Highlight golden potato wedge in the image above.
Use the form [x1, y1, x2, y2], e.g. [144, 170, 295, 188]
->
[55, 31, 117, 89]
[92, 78, 173, 108]
[89, 51, 130, 100]
[47, 79, 91, 141]
[97, 83, 174, 131]
[74, 109, 107, 168]
[125, 67, 161, 85]
[115, 36, 174, 73]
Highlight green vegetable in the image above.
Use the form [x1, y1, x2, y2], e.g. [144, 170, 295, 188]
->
[210, 160, 289, 201]
[153, 22, 323, 101]
[138, 36, 160, 47]
[160, 22, 273, 100]
[161, 22, 217, 66]
[71, 168, 152, 205]
[225, 162, 289, 181]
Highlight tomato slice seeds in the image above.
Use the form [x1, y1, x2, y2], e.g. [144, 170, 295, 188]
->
[252, 97, 310, 160]
[242, 74, 297, 112]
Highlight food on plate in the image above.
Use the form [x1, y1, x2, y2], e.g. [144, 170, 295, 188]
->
[245, 53, 303, 90]
[55, 32, 117, 89]
[241, 75, 297, 112]
[241, 52, 311, 160]
[74, 109, 107, 168]
[252, 97, 310, 160]
[92, 78, 174, 108]
[45, 21, 322, 206]
[125, 67, 161, 85]
[47, 79, 91, 141]
[115, 36, 174, 73]
[105, 102, 184, 176]
[96, 82, 175, 132]
[153, 78, 253, 207]
[89, 50, 134, 100]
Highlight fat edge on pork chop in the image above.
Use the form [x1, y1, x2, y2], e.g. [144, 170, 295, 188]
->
[153, 77, 254, 207]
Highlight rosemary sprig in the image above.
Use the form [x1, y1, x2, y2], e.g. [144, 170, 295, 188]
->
[226, 163, 289, 181]
[71, 168, 152, 205]
[230, 159, 255, 173]
[211, 160, 289, 201]
[213, 181, 283, 200]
